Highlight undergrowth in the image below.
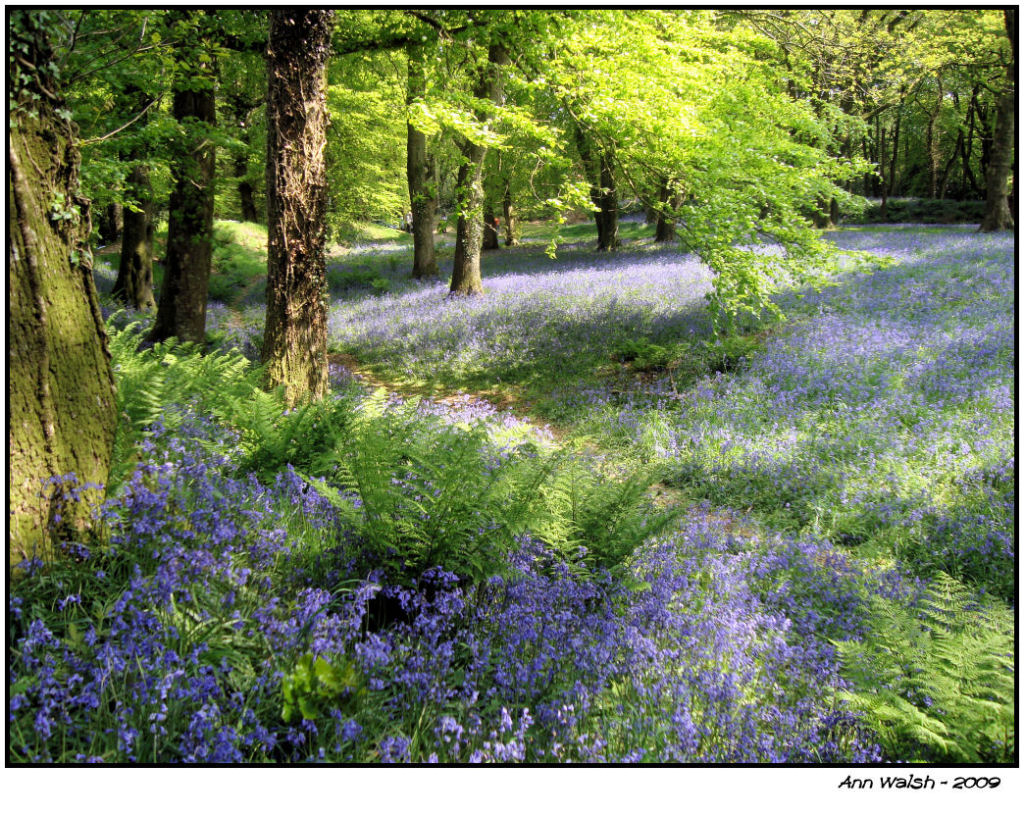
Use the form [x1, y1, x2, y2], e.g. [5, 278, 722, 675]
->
[834, 573, 1014, 763]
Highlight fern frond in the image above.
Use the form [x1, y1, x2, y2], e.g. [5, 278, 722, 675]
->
[834, 572, 1015, 763]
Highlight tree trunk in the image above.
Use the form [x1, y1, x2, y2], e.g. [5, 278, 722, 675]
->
[879, 124, 889, 219]
[961, 88, 984, 197]
[148, 80, 216, 344]
[937, 130, 962, 201]
[450, 43, 508, 296]
[8, 11, 117, 563]
[595, 149, 619, 251]
[502, 176, 518, 246]
[406, 44, 438, 279]
[654, 177, 681, 242]
[113, 161, 156, 310]
[976, 99, 993, 186]
[237, 162, 259, 223]
[451, 144, 488, 294]
[980, 9, 1016, 231]
[887, 108, 902, 199]
[230, 94, 261, 223]
[97, 201, 122, 245]
[926, 76, 943, 200]
[262, 9, 332, 404]
[861, 135, 873, 197]
[482, 199, 500, 250]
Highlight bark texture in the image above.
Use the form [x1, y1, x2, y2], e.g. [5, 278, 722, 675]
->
[450, 44, 508, 296]
[148, 82, 216, 344]
[8, 11, 117, 563]
[113, 161, 156, 310]
[97, 202, 122, 244]
[980, 9, 1016, 232]
[406, 45, 439, 279]
[262, 9, 333, 405]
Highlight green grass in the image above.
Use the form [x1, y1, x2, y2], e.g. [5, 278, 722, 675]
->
[209, 221, 269, 305]
[332, 220, 413, 246]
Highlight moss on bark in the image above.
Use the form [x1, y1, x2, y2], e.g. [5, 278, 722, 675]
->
[8, 12, 117, 563]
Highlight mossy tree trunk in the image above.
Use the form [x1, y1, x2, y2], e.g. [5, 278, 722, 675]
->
[407, 44, 439, 280]
[450, 43, 509, 296]
[148, 13, 217, 345]
[262, 9, 333, 405]
[8, 10, 117, 564]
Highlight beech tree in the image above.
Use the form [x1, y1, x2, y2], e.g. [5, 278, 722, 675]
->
[112, 156, 157, 310]
[262, 9, 333, 404]
[450, 42, 509, 296]
[407, 43, 440, 278]
[8, 10, 117, 562]
[111, 85, 158, 311]
[148, 10, 217, 345]
[979, 8, 1016, 231]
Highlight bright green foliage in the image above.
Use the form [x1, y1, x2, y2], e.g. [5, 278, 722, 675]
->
[105, 321, 261, 484]
[517, 10, 869, 326]
[282, 654, 365, 723]
[209, 220, 267, 304]
[834, 573, 1015, 763]
[326, 53, 409, 237]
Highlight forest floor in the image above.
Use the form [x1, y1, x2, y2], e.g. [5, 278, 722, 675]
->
[13, 221, 1012, 764]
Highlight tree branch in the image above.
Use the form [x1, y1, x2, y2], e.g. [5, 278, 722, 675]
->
[79, 96, 161, 145]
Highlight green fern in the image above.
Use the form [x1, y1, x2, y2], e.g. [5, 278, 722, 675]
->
[108, 320, 678, 586]
[834, 573, 1015, 762]
[537, 458, 680, 573]
[107, 320, 266, 483]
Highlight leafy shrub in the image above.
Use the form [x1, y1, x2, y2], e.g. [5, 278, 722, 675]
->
[612, 338, 691, 372]
[701, 334, 761, 373]
[834, 573, 1015, 763]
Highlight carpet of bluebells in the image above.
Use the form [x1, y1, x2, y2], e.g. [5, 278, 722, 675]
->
[10, 225, 1014, 763]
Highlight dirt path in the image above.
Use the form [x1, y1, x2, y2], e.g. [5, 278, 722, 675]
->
[328, 351, 574, 441]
